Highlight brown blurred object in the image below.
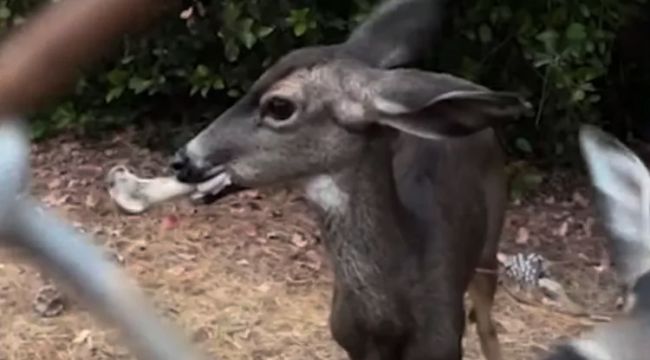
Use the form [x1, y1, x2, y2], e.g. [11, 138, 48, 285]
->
[0, 0, 182, 118]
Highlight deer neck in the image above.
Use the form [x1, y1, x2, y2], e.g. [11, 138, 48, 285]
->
[304, 137, 408, 302]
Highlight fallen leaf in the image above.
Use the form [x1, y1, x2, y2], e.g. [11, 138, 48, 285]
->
[555, 221, 569, 237]
[161, 215, 179, 230]
[167, 265, 186, 276]
[177, 253, 197, 262]
[42, 193, 71, 207]
[497, 252, 509, 264]
[572, 191, 589, 208]
[73, 329, 92, 345]
[515, 227, 530, 245]
[583, 217, 595, 237]
[257, 283, 271, 293]
[127, 239, 148, 254]
[291, 233, 308, 248]
[47, 178, 63, 190]
[595, 252, 611, 273]
[105, 249, 125, 265]
[85, 194, 99, 209]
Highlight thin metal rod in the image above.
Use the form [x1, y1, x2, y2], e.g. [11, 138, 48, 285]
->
[12, 199, 206, 360]
[0, 0, 180, 117]
[0, 118, 207, 360]
[0, 119, 30, 226]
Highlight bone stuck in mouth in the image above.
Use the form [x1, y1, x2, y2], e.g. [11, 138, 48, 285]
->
[105, 165, 231, 214]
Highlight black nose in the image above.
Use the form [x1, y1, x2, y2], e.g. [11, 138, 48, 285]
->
[170, 148, 205, 183]
[170, 148, 189, 171]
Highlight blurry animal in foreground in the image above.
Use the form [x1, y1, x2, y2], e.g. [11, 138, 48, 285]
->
[541, 125, 650, 360]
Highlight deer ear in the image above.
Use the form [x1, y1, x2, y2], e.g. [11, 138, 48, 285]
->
[369, 69, 532, 139]
[342, 0, 445, 68]
[580, 125, 650, 287]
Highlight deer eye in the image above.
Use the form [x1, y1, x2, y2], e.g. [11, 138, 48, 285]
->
[261, 96, 297, 122]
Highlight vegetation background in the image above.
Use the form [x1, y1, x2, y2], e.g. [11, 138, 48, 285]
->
[1, 0, 649, 170]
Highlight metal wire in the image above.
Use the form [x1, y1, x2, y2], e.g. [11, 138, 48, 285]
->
[0, 117, 207, 360]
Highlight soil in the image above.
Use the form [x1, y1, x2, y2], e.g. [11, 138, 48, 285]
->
[0, 131, 622, 360]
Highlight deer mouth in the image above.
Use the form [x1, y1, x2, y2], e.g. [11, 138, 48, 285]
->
[188, 167, 249, 205]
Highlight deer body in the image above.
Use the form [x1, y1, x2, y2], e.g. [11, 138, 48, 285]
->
[307, 129, 505, 359]
[171, 56, 529, 359]
[169, 2, 531, 359]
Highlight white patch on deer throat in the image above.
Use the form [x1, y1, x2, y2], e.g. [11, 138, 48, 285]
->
[305, 175, 349, 213]
[571, 339, 612, 360]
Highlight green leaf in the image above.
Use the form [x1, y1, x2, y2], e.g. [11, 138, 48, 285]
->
[478, 24, 492, 43]
[256, 26, 274, 38]
[237, 18, 257, 49]
[222, 1, 241, 26]
[293, 22, 307, 37]
[571, 89, 586, 102]
[224, 40, 240, 62]
[105, 87, 125, 103]
[212, 76, 225, 90]
[536, 30, 558, 52]
[128, 77, 153, 94]
[515, 138, 533, 153]
[240, 31, 256, 49]
[566, 23, 587, 42]
[498, 6, 512, 20]
[0, 7, 11, 20]
[120, 55, 135, 65]
[195, 64, 210, 78]
[106, 69, 129, 86]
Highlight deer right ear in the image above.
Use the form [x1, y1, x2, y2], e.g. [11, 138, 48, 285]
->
[368, 69, 532, 140]
[580, 125, 650, 287]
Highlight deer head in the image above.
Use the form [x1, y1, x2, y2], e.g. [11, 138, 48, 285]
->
[171, 52, 531, 198]
[171, 0, 531, 200]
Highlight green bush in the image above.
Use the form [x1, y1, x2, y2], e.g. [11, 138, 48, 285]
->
[436, 0, 647, 163]
[0, 0, 648, 163]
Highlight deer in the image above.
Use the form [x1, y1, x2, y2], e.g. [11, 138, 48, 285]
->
[539, 125, 650, 360]
[166, 1, 532, 359]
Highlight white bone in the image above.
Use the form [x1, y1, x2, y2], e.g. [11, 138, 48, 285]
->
[106, 165, 195, 214]
[106, 165, 233, 214]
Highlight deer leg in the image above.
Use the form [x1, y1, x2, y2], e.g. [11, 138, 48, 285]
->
[468, 272, 503, 360]
[402, 291, 465, 360]
[329, 286, 369, 360]
[470, 151, 506, 360]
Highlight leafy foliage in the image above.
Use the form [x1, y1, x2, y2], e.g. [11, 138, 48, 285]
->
[436, 0, 648, 162]
[0, 0, 648, 163]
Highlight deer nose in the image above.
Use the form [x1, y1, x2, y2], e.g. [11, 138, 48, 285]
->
[170, 148, 189, 171]
[170, 148, 206, 184]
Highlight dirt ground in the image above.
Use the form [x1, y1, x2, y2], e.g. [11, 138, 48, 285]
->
[0, 131, 623, 360]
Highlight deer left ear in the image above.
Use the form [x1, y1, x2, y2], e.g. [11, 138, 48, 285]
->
[369, 69, 532, 140]
[342, 0, 446, 68]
